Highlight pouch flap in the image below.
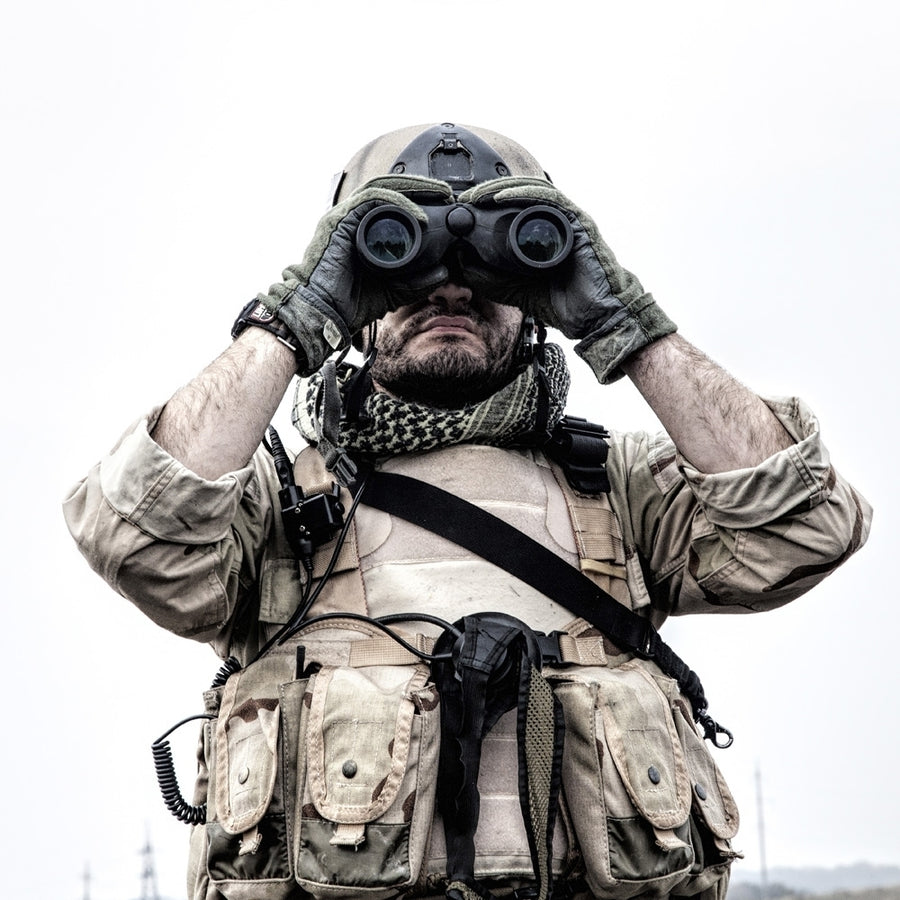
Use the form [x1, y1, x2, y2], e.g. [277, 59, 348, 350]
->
[214, 672, 281, 835]
[674, 701, 740, 840]
[306, 664, 427, 824]
[598, 664, 691, 830]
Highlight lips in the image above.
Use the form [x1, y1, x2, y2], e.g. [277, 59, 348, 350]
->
[419, 315, 477, 334]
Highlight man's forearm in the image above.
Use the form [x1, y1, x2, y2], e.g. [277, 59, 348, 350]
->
[621, 333, 794, 474]
[151, 328, 297, 479]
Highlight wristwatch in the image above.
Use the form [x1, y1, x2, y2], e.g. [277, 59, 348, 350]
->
[231, 298, 307, 369]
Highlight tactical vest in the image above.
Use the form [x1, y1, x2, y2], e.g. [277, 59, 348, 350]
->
[185, 444, 741, 900]
[294, 443, 632, 630]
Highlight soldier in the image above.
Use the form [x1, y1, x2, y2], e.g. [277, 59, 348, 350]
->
[64, 123, 871, 900]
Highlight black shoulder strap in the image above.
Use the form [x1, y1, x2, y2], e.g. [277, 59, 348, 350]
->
[361, 470, 733, 747]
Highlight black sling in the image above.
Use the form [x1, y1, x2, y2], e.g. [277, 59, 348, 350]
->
[360, 469, 732, 748]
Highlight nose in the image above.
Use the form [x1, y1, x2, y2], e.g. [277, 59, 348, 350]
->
[427, 281, 473, 312]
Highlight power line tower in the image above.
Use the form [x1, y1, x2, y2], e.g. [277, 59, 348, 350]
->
[756, 762, 769, 900]
[138, 832, 161, 900]
[81, 862, 92, 900]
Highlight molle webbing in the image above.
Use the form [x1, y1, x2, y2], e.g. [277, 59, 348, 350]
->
[544, 456, 630, 612]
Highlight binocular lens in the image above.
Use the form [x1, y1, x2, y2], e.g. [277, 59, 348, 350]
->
[511, 207, 573, 268]
[516, 218, 565, 262]
[358, 209, 421, 268]
[356, 202, 573, 272]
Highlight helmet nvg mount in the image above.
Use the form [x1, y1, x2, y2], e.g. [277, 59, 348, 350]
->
[330, 122, 551, 205]
[392, 125, 513, 189]
[334, 123, 572, 275]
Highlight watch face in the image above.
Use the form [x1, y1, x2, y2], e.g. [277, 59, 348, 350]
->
[246, 301, 278, 326]
[233, 300, 278, 339]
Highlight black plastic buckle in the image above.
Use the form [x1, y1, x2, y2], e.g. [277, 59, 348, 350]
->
[633, 620, 661, 660]
[535, 631, 569, 667]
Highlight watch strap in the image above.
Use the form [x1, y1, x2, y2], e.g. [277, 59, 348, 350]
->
[231, 299, 307, 368]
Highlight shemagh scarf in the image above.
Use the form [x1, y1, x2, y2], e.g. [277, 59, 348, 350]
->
[293, 344, 571, 479]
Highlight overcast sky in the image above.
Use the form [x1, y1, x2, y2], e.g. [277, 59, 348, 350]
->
[2, 2, 898, 898]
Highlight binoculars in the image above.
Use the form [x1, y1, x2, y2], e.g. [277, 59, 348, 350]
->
[355, 201, 574, 276]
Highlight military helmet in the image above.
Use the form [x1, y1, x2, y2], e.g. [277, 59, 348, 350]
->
[331, 122, 550, 205]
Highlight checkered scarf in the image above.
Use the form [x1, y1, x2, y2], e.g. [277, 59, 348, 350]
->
[293, 344, 570, 469]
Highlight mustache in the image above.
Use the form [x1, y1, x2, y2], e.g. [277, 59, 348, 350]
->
[400, 302, 488, 335]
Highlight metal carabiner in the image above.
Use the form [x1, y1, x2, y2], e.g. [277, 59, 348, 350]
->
[697, 710, 735, 749]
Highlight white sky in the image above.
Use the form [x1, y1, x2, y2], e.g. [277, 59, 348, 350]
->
[2, 2, 899, 897]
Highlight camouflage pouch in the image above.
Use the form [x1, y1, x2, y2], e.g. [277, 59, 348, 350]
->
[669, 692, 743, 896]
[549, 661, 740, 899]
[204, 655, 298, 900]
[197, 627, 440, 900]
[292, 663, 440, 898]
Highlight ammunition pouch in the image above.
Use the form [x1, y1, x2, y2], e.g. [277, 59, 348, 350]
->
[195, 619, 441, 900]
[549, 661, 740, 899]
[188, 622, 739, 900]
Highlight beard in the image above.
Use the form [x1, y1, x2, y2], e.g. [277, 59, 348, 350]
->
[370, 304, 523, 408]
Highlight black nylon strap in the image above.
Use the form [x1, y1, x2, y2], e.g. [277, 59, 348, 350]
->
[361, 470, 711, 719]
[432, 613, 563, 900]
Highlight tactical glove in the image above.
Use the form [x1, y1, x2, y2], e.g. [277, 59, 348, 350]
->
[259, 175, 454, 375]
[458, 177, 677, 384]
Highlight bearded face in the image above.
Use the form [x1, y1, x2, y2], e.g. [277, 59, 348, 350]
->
[369, 282, 524, 408]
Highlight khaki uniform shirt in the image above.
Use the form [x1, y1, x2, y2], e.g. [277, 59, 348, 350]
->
[63, 395, 871, 660]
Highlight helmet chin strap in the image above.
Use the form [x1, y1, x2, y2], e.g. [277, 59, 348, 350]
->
[515, 315, 545, 368]
[342, 323, 378, 425]
[514, 316, 554, 446]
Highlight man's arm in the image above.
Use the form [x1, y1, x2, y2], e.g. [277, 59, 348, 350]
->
[621, 333, 794, 474]
[610, 334, 871, 619]
[63, 325, 297, 651]
[152, 328, 297, 480]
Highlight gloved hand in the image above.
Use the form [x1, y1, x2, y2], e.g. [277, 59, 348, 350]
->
[458, 177, 677, 384]
[259, 175, 454, 375]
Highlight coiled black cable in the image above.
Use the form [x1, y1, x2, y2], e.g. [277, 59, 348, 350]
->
[151, 714, 214, 826]
[210, 655, 242, 687]
[151, 656, 242, 825]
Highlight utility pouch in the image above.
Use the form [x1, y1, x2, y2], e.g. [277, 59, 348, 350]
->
[549, 662, 740, 900]
[205, 656, 297, 900]
[199, 628, 440, 900]
[292, 663, 440, 898]
[670, 690, 742, 896]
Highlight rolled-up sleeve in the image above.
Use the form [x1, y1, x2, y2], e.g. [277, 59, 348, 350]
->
[610, 397, 873, 617]
[63, 409, 274, 646]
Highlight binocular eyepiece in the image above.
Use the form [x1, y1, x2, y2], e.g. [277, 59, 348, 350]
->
[355, 201, 574, 275]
